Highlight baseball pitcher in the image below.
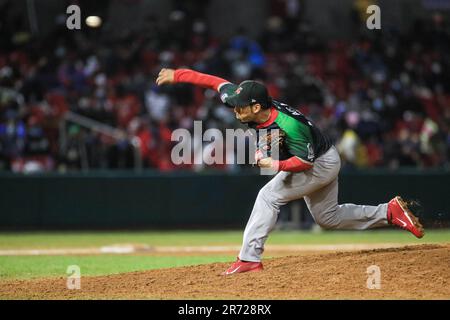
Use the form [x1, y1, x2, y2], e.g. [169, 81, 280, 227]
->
[156, 68, 424, 275]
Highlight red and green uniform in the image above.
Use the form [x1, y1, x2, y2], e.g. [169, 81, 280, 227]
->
[173, 69, 332, 172]
[174, 69, 394, 267]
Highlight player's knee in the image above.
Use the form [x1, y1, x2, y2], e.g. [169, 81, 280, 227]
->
[315, 216, 340, 230]
[257, 185, 278, 206]
[257, 185, 272, 201]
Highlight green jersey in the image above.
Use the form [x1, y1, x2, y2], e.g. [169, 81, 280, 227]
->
[220, 84, 332, 163]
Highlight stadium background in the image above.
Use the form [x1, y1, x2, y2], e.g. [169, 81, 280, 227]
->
[0, 0, 449, 299]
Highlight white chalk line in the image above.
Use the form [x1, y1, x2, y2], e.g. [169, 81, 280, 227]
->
[0, 243, 416, 256]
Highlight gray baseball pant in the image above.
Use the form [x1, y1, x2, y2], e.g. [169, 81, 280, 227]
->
[239, 146, 389, 262]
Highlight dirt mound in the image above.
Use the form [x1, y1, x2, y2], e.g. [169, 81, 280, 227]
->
[1, 244, 449, 299]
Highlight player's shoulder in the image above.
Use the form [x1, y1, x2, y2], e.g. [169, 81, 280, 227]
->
[273, 100, 304, 117]
[273, 100, 315, 127]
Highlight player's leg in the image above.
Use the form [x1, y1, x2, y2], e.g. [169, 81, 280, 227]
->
[303, 146, 389, 229]
[224, 170, 325, 274]
[238, 159, 339, 263]
[304, 176, 389, 230]
[304, 147, 424, 237]
[238, 172, 292, 263]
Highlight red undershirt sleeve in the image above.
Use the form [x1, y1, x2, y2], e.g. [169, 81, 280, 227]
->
[271, 156, 313, 172]
[174, 69, 230, 92]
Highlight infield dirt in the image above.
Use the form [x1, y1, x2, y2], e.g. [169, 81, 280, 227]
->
[1, 244, 449, 299]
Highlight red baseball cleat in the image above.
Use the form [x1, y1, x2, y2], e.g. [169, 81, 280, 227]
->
[221, 258, 263, 275]
[387, 196, 424, 238]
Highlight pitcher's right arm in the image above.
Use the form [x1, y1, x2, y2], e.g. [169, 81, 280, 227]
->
[156, 68, 233, 92]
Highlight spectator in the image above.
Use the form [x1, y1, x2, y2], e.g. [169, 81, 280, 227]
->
[0, 7, 448, 173]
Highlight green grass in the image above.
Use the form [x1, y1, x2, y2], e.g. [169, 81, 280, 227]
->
[0, 229, 449, 280]
[0, 229, 449, 249]
[0, 255, 234, 280]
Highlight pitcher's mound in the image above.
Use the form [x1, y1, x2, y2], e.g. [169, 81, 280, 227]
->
[2, 244, 449, 299]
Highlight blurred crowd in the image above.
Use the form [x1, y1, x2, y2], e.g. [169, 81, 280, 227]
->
[0, 0, 449, 173]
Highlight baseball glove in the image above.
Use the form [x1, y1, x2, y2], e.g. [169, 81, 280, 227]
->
[255, 129, 289, 163]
